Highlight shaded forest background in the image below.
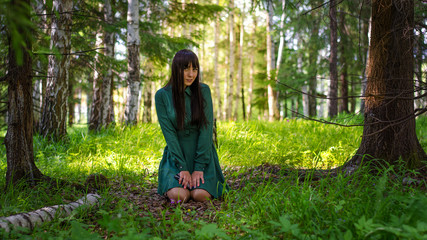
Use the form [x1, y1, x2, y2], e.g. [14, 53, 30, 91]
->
[1, 0, 425, 134]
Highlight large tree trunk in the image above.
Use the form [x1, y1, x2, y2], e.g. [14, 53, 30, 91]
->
[266, 2, 279, 121]
[345, 0, 427, 171]
[5, 0, 44, 186]
[40, 0, 73, 140]
[124, 0, 140, 125]
[101, 0, 115, 127]
[328, 0, 338, 118]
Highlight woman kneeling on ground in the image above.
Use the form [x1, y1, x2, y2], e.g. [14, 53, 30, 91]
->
[155, 49, 228, 203]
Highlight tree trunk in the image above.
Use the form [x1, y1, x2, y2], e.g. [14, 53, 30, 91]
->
[307, 4, 319, 117]
[266, 2, 279, 121]
[360, 3, 371, 113]
[338, 10, 349, 114]
[345, 0, 427, 171]
[32, 0, 47, 132]
[89, 21, 104, 131]
[68, 74, 74, 127]
[5, 0, 44, 186]
[0, 194, 101, 232]
[328, 0, 338, 118]
[40, 0, 73, 140]
[101, 0, 115, 127]
[247, 15, 256, 120]
[236, 2, 245, 121]
[213, 0, 221, 120]
[143, 63, 153, 123]
[124, 0, 140, 125]
[225, 0, 234, 121]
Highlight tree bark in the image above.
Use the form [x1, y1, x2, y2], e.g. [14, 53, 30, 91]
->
[307, 2, 319, 117]
[213, 0, 221, 120]
[247, 15, 256, 120]
[32, 0, 47, 132]
[124, 0, 140, 125]
[328, 0, 338, 118]
[236, 2, 245, 121]
[101, 0, 115, 127]
[89, 18, 104, 131]
[5, 0, 44, 186]
[39, 0, 73, 140]
[0, 194, 101, 232]
[345, 0, 427, 171]
[266, 2, 279, 121]
[225, 0, 234, 121]
[338, 10, 349, 113]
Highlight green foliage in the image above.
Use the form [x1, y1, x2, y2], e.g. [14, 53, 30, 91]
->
[0, 119, 426, 238]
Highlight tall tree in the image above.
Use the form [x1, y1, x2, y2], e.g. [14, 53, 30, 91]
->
[124, 0, 140, 125]
[225, 0, 234, 120]
[213, 0, 221, 120]
[307, 4, 320, 117]
[246, 14, 256, 120]
[236, 1, 245, 120]
[32, 0, 47, 132]
[5, 0, 44, 186]
[101, 0, 115, 127]
[89, 7, 104, 131]
[328, 0, 338, 118]
[344, 0, 426, 170]
[40, 0, 73, 140]
[265, 1, 279, 121]
[338, 10, 348, 113]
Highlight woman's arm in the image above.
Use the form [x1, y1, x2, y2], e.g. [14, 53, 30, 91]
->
[155, 89, 189, 171]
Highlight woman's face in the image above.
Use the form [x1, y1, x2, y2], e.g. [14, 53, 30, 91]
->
[183, 63, 198, 88]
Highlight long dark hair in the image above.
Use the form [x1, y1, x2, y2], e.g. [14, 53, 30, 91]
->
[166, 49, 207, 130]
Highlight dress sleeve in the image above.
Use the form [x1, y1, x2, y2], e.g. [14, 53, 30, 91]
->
[194, 85, 214, 171]
[155, 89, 188, 171]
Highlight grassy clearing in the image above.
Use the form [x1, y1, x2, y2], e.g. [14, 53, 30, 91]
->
[1, 117, 427, 239]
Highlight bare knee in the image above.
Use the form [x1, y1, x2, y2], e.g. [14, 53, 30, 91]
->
[167, 188, 190, 203]
[191, 189, 211, 202]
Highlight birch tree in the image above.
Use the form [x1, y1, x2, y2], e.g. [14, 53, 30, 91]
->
[213, 0, 221, 120]
[225, 0, 234, 120]
[265, 1, 279, 121]
[40, 0, 73, 140]
[246, 15, 256, 120]
[101, 0, 115, 127]
[89, 9, 104, 131]
[235, 1, 245, 120]
[328, 0, 338, 118]
[124, 0, 140, 125]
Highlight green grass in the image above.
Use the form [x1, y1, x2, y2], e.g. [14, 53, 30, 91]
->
[0, 117, 427, 239]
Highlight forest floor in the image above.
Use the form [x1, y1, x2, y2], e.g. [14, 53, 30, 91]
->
[88, 163, 427, 238]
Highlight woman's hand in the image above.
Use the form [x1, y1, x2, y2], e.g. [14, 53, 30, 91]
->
[179, 171, 192, 189]
[191, 171, 205, 188]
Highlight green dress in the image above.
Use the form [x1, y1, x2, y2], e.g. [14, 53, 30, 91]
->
[155, 83, 227, 198]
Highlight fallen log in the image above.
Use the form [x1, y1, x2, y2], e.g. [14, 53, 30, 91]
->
[0, 193, 101, 232]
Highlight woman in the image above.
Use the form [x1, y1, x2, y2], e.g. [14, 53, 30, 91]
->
[155, 49, 227, 203]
